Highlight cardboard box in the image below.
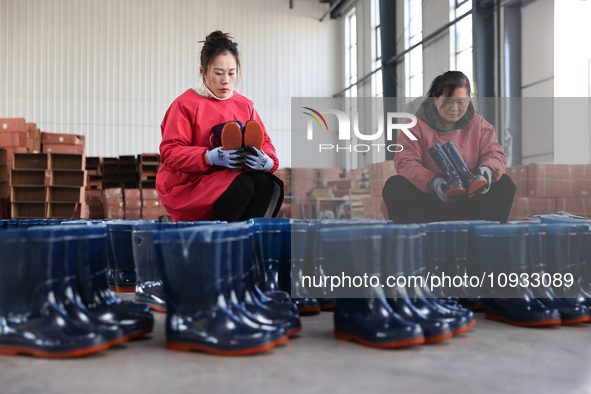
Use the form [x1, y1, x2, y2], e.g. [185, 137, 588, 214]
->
[368, 161, 397, 180]
[50, 170, 86, 187]
[555, 198, 591, 218]
[10, 169, 51, 186]
[47, 186, 84, 203]
[11, 186, 47, 202]
[124, 188, 141, 200]
[125, 209, 142, 220]
[49, 153, 85, 170]
[0, 131, 28, 147]
[13, 153, 48, 170]
[43, 144, 85, 155]
[0, 118, 26, 132]
[369, 179, 386, 198]
[509, 197, 557, 220]
[11, 202, 47, 219]
[506, 165, 528, 197]
[47, 202, 88, 219]
[41, 132, 85, 146]
[527, 163, 574, 198]
[0, 182, 9, 199]
[141, 188, 160, 200]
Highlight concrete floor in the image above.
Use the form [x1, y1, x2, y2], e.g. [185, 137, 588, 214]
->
[3, 294, 591, 394]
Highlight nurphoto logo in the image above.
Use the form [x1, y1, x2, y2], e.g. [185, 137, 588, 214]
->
[302, 107, 418, 153]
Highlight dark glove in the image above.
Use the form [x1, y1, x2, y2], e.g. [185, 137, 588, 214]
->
[245, 145, 274, 171]
[206, 147, 246, 169]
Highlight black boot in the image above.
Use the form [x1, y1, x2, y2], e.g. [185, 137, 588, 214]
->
[427, 143, 466, 197]
[441, 141, 488, 196]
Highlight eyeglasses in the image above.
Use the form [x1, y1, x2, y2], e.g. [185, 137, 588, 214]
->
[439, 98, 471, 107]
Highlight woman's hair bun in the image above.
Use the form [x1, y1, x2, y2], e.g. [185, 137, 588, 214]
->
[206, 30, 232, 41]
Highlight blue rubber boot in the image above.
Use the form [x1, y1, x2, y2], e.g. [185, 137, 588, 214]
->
[154, 224, 287, 355]
[55, 225, 128, 348]
[0, 229, 109, 358]
[420, 223, 477, 327]
[107, 221, 145, 292]
[321, 225, 424, 349]
[289, 220, 321, 315]
[401, 224, 474, 335]
[252, 219, 291, 301]
[545, 222, 591, 307]
[225, 222, 299, 338]
[131, 222, 170, 313]
[73, 224, 155, 341]
[427, 143, 466, 197]
[517, 222, 589, 325]
[382, 224, 454, 343]
[475, 225, 561, 327]
[212, 121, 244, 150]
[441, 141, 488, 196]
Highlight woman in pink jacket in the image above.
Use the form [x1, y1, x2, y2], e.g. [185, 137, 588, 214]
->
[382, 71, 515, 223]
[156, 31, 283, 222]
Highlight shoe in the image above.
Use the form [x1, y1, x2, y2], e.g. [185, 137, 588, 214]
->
[427, 143, 466, 197]
[474, 224, 561, 327]
[243, 120, 265, 150]
[212, 121, 244, 150]
[0, 228, 110, 358]
[441, 141, 488, 196]
[154, 224, 287, 355]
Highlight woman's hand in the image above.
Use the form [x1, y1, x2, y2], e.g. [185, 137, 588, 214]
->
[477, 166, 493, 195]
[431, 177, 460, 203]
[205, 147, 246, 169]
[245, 145, 274, 171]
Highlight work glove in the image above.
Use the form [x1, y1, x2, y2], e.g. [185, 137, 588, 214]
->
[206, 146, 246, 170]
[477, 166, 493, 195]
[245, 145, 274, 171]
[431, 176, 460, 203]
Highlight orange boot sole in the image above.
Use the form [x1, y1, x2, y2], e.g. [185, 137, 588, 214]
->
[243, 120, 264, 150]
[221, 122, 244, 150]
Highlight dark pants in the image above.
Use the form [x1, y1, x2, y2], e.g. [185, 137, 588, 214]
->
[213, 172, 282, 222]
[382, 174, 516, 224]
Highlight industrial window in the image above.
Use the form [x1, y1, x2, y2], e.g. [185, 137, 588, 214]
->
[371, 0, 383, 97]
[405, 0, 423, 98]
[450, 0, 473, 87]
[345, 8, 358, 98]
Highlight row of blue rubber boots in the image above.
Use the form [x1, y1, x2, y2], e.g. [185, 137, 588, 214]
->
[153, 220, 301, 356]
[0, 223, 154, 358]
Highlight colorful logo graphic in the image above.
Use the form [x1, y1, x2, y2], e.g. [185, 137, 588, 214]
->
[302, 107, 328, 132]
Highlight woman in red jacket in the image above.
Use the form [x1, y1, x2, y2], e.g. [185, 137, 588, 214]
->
[382, 71, 516, 223]
[156, 31, 283, 222]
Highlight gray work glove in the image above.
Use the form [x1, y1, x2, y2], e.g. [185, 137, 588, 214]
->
[206, 147, 246, 169]
[431, 176, 460, 203]
[245, 145, 274, 171]
[478, 166, 493, 195]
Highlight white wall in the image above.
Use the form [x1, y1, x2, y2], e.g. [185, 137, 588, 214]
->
[0, 0, 342, 167]
[520, 0, 554, 164]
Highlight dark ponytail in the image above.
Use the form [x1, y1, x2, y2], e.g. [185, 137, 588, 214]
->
[426, 71, 471, 97]
[200, 31, 241, 77]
